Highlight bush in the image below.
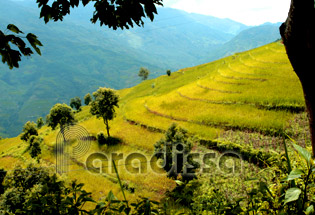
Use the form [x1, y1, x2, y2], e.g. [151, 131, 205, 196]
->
[70, 97, 82, 111]
[106, 136, 121, 146]
[97, 132, 121, 146]
[97, 132, 107, 145]
[20, 121, 38, 142]
[0, 165, 94, 214]
[37, 117, 44, 129]
[166, 69, 171, 76]
[84, 93, 92, 105]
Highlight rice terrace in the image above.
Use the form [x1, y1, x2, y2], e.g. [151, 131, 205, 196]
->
[1, 0, 315, 214]
[1, 40, 313, 214]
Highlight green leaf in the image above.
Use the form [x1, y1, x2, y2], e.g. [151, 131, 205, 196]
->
[7, 24, 24, 34]
[106, 190, 117, 201]
[26, 33, 43, 55]
[306, 205, 314, 214]
[292, 143, 311, 167]
[284, 187, 302, 204]
[175, 180, 184, 186]
[286, 169, 304, 181]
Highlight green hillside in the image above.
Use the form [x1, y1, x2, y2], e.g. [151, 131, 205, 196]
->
[0, 0, 282, 138]
[0, 41, 308, 209]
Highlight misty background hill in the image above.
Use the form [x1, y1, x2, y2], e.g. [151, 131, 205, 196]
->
[0, 0, 281, 137]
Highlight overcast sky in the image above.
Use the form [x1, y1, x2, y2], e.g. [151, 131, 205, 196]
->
[163, 0, 291, 26]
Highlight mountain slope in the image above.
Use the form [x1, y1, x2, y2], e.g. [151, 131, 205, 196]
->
[0, 41, 307, 204]
[0, 0, 281, 137]
[206, 24, 282, 61]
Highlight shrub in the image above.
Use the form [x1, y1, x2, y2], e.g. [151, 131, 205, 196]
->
[84, 93, 92, 105]
[70, 97, 82, 111]
[36, 117, 44, 129]
[97, 132, 107, 145]
[166, 69, 171, 76]
[20, 121, 38, 142]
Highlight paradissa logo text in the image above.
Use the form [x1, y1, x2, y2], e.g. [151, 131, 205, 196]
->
[84, 144, 243, 176]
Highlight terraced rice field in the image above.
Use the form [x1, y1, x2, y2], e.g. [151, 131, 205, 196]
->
[0, 41, 309, 204]
[122, 42, 306, 150]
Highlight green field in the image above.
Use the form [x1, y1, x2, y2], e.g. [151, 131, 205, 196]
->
[0, 41, 309, 210]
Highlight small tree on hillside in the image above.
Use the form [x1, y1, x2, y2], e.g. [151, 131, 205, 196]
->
[70, 97, 82, 111]
[26, 135, 42, 162]
[166, 69, 171, 76]
[36, 117, 44, 129]
[90, 87, 119, 137]
[154, 123, 199, 181]
[84, 93, 92, 105]
[138, 67, 150, 80]
[46, 103, 76, 130]
[20, 121, 38, 142]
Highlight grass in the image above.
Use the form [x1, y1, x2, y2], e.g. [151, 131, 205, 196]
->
[0, 41, 309, 206]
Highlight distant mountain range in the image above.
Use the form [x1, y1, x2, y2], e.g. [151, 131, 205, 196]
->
[0, 0, 281, 137]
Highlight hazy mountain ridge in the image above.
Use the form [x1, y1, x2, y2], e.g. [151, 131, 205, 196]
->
[0, 0, 281, 137]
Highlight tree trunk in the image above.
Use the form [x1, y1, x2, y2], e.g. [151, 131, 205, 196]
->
[280, 0, 315, 155]
[104, 118, 110, 137]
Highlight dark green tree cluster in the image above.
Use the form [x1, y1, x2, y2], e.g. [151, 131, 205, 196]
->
[20, 121, 42, 161]
[154, 123, 199, 181]
[0, 165, 94, 214]
[90, 87, 119, 137]
[0, 165, 162, 214]
[20, 121, 38, 142]
[26, 135, 42, 161]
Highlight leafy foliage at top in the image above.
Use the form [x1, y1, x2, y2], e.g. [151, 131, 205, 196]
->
[1, 0, 162, 70]
[36, 0, 163, 30]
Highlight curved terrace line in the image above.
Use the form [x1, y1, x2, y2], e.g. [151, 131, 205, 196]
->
[176, 91, 305, 113]
[238, 57, 270, 69]
[143, 103, 285, 137]
[197, 83, 242, 94]
[248, 53, 287, 65]
[227, 64, 270, 77]
[218, 70, 268, 82]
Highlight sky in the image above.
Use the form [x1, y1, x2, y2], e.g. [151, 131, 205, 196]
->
[163, 0, 291, 26]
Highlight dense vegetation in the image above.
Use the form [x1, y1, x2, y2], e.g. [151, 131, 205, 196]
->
[1, 41, 313, 214]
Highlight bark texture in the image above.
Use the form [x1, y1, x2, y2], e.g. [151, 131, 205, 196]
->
[280, 0, 315, 155]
